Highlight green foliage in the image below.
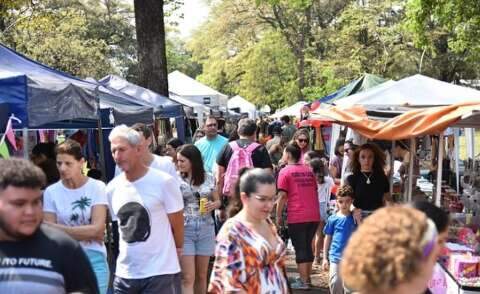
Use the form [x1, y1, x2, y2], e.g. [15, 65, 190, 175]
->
[166, 36, 201, 79]
[405, 0, 480, 80]
[3, 5, 113, 78]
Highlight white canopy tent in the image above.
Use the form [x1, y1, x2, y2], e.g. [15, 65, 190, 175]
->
[228, 95, 257, 119]
[334, 74, 480, 107]
[168, 70, 228, 110]
[169, 92, 211, 126]
[270, 101, 308, 119]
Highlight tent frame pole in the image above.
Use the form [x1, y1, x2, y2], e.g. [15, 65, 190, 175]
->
[435, 133, 445, 207]
[22, 127, 28, 159]
[407, 138, 415, 202]
[389, 140, 395, 200]
[454, 128, 460, 195]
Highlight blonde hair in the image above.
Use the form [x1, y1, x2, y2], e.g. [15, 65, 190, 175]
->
[340, 206, 429, 293]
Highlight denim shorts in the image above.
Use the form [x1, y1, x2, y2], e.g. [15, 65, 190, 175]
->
[183, 218, 215, 256]
[319, 202, 328, 222]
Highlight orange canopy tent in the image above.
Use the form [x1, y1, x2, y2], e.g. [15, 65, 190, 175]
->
[310, 101, 480, 140]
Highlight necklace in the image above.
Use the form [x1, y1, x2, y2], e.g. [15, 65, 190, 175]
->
[362, 172, 372, 184]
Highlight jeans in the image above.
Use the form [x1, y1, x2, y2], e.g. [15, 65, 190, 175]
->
[85, 249, 110, 294]
[113, 273, 181, 294]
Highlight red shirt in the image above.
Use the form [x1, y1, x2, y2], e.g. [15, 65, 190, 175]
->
[277, 164, 320, 224]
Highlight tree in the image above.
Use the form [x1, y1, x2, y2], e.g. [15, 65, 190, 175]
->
[1, 4, 114, 78]
[255, 0, 350, 100]
[406, 0, 480, 81]
[133, 0, 169, 96]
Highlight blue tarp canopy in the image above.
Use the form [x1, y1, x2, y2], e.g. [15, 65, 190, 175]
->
[99, 75, 183, 118]
[0, 43, 154, 129]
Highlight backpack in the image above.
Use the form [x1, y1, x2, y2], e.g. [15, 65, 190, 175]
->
[222, 141, 260, 196]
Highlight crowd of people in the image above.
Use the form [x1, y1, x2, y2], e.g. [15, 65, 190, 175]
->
[0, 114, 450, 294]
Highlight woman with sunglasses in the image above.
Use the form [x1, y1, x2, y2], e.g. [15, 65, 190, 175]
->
[341, 206, 441, 294]
[208, 168, 289, 293]
[346, 143, 392, 223]
[293, 129, 311, 164]
[176, 144, 221, 294]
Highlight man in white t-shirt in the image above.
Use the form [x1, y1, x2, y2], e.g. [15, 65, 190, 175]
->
[114, 123, 178, 180]
[107, 125, 184, 294]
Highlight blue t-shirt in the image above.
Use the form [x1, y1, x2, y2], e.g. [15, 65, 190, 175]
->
[323, 213, 356, 264]
[195, 135, 228, 173]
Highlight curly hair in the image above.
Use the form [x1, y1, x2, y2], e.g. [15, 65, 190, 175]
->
[340, 206, 429, 293]
[336, 185, 354, 198]
[350, 143, 386, 174]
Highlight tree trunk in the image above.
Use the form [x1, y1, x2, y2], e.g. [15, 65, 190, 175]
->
[133, 0, 169, 96]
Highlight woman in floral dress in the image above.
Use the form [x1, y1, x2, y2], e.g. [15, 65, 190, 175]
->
[208, 168, 289, 293]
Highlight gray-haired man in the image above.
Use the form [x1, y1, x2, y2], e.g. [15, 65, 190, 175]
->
[107, 125, 184, 294]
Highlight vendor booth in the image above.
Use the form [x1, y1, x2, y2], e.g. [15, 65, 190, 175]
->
[99, 74, 186, 142]
[168, 70, 228, 113]
[311, 76, 480, 292]
[0, 44, 156, 180]
[228, 95, 257, 119]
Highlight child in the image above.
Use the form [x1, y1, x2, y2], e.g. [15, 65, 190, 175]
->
[309, 158, 334, 265]
[322, 185, 357, 294]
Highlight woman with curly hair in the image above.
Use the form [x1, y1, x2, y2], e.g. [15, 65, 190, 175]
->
[340, 206, 440, 294]
[346, 143, 392, 223]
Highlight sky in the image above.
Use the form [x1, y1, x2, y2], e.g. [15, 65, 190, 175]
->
[178, 0, 210, 38]
[122, 0, 210, 39]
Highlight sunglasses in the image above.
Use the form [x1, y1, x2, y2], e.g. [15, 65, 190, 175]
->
[297, 139, 308, 143]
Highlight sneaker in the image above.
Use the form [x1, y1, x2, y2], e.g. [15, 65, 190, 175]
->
[290, 277, 310, 290]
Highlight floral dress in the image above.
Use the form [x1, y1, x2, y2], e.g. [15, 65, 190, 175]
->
[208, 218, 289, 293]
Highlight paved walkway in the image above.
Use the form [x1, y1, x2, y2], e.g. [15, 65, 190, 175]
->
[285, 251, 329, 293]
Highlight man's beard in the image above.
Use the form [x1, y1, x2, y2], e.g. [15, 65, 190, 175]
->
[0, 214, 39, 241]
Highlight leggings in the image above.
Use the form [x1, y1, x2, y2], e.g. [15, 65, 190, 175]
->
[85, 249, 110, 294]
[288, 222, 319, 263]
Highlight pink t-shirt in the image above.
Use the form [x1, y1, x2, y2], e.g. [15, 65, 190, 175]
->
[277, 164, 320, 224]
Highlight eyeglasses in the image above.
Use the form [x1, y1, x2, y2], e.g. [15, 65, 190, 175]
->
[253, 194, 277, 203]
[297, 139, 308, 143]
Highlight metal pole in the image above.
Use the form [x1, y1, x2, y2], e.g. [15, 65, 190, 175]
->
[407, 138, 415, 202]
[97, 118, 107, 183]
[22, 127, 28, 159]
[454, 128, 460, 195]
[389, 140, 395, 199]
[435, 133, 445, 207]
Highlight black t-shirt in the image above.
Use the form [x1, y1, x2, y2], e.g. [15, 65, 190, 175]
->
[216, 139, 273, 169]
[0, 224, 99, 294]
[347, 171, 389, 211]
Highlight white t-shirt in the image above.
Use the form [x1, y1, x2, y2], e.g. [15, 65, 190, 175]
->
[43, 178, 108, 255]
[114, 154, 178, 180]
[112, 154, 179, 221]
[318, 176, 334, 203]
[106, 168, 184, 279]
